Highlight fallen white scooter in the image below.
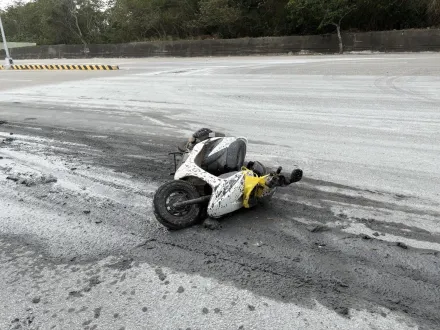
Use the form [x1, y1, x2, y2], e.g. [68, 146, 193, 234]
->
[153, 133, 302, 230]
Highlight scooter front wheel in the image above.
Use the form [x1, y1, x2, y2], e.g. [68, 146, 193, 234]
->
[153, 180, 203, 230]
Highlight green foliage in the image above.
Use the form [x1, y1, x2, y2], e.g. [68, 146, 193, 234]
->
[426, 0, 440, 25]
[350, 0, 429, 31]
[287, 0, 357, 30]
[232, 0, 294, 37]
[0, 0, 438, 44]
[1, 0, 110, 45]
[106, 0, 200, 42]
[193, 0, 240, 37]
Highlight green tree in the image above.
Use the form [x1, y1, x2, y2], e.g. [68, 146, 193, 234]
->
[287, 0, 357, 53]
[1, 1, 44, 43]
[427, 0, 440, 25]
[2, 0, 110, 45]
[1, 0, 439, 45]
[108, 0, 199, 42]
[189, 0, 240, 38]
[44, 0, 109, 49]
[350, 0, 429, 31]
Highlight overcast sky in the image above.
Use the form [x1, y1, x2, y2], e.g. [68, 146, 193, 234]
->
[0, 0, 31, 10]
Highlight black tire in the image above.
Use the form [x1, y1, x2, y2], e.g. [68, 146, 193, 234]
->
[153, 180, 203, 230]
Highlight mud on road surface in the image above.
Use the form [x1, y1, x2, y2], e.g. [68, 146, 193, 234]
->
[1, 121, 439, 330]
[1, 55, 440, 329]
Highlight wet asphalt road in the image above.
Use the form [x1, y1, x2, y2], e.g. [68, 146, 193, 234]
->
[1, 55, 440, 329]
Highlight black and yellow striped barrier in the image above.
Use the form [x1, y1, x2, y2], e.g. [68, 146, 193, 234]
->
[0, 64, 119, 70]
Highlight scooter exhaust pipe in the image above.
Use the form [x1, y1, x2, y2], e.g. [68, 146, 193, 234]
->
[173, 195, 212, 208]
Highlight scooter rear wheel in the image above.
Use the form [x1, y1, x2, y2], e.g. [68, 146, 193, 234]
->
[153, 180, 203, 230]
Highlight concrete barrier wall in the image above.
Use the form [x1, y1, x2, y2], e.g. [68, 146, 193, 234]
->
[0, 42, 36, 50]
[2, 29, 440, 59]
[343, 29, 440, 52]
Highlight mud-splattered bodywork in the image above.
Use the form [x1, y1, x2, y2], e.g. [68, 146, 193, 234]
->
[174, 137, 247, 218]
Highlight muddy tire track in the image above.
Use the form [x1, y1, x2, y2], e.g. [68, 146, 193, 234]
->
[1, 121, 440, 329]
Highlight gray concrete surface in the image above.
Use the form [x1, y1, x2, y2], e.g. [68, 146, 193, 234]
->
[1, 54, 440, 330]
